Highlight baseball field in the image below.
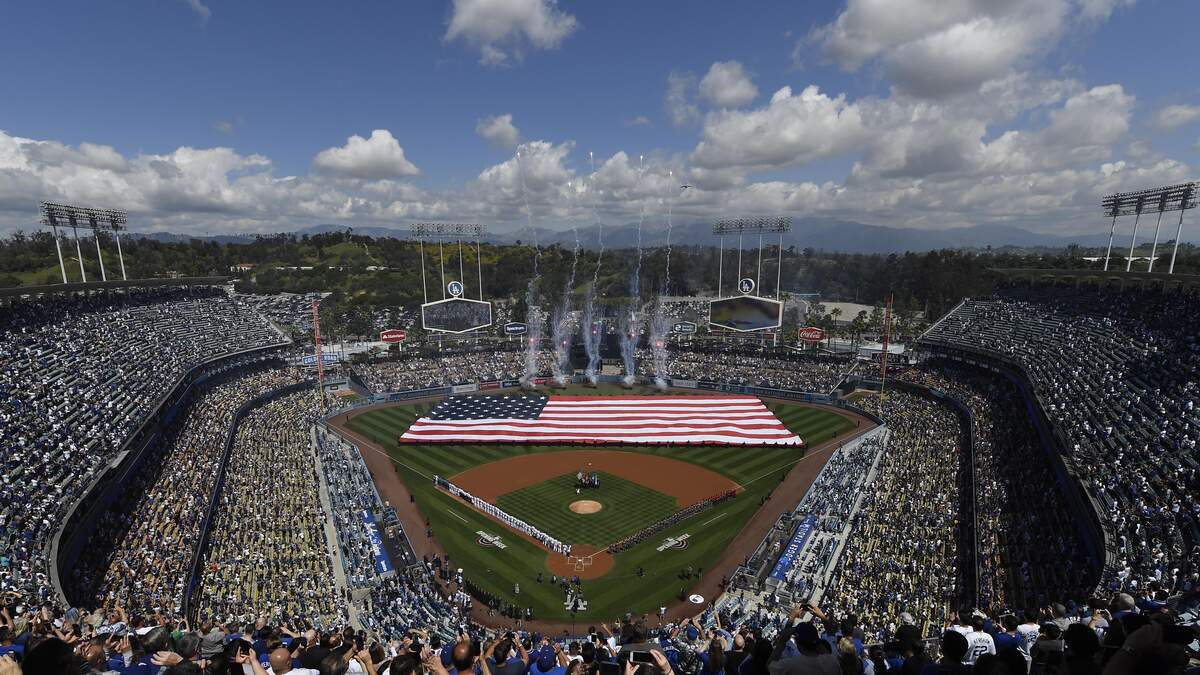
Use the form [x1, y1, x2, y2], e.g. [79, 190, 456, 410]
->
[339, 385, 858, 621]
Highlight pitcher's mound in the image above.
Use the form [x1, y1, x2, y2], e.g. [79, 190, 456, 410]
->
[569, 500, 602, 514]
[546, 544, 614, 580]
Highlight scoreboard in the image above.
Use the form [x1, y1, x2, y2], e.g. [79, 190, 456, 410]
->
[421, 298, 493, 334]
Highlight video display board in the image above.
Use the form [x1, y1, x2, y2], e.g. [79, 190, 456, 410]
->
[422, 298, 493, 333]
[708, 296, 783, 332]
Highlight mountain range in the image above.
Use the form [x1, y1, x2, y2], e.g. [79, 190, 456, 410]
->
[134, 218, 1174, 253]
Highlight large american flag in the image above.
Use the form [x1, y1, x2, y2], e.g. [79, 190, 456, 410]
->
[399, 394, 803, 445]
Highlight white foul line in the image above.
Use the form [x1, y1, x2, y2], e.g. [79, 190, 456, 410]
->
[447, 509, 470, 523]
[701, 513, 727, 526]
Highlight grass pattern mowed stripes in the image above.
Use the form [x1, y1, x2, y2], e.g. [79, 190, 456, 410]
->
[496, 472, 678, 546]
[340, 386, 862, 621]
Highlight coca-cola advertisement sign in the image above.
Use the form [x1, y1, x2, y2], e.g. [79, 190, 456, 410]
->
[798, 326, 825, 342]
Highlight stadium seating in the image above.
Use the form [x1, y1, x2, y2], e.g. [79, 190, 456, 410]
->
[353, 346, 849, 394]
[193, 389, 344, 627]
[69, 364, 304, 615]
[0, 287, 283, 607]
[314, 427, 394, 590]
[636, 346, 851, 393]
[1, 283, 1196, 675]
[920, 286, 1200, 598]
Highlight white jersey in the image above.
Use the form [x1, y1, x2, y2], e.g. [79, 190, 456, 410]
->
[1017, 623, 1040, 653]
[963, 631, 996, 664]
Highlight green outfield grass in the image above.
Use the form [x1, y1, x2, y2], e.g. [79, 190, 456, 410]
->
[343, 384, 858, 620]
[496, 471, 678, 546]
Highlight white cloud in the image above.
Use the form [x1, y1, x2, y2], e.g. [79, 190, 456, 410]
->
[1076, 0, 1136, 20]
[664, 72, 699, 127]
[475, 114, 521, 148]
[812, 0, 1114, 98]
[698, 61, 759, 108]
[691, 85, 868, 170]
[214, 120, 234, 134]
[445, 0, 578, 66]
[1151, 103, 1200, 130]
[183, 0, 211, 23]
[625, 116, 652, 128]
[312, 130, 420, 180]
[0, 66, 1178, 242]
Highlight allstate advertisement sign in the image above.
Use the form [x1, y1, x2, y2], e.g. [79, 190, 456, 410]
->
[672, 321, 698, 335]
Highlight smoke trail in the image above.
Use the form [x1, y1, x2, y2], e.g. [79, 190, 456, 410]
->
[650, 171, 675, 389]
[620, 155, 647, 386]
[516, 149, 544, 386]
[649, 297, 669, 390]
[550, 203, 580, 386]
[582, 151, 606, 385]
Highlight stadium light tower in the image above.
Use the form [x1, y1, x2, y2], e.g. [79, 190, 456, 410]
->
[40, 202, 130, 284]
[410, 223, 493, 335]
[712, 217, 792, 298]
[1101, 182, 1197, 274]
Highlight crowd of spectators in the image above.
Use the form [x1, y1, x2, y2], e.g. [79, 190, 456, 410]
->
[5, 283, 1200, 675]
[193, 389, 345, 627]
[2, 586, 1196, 675]
[921, 286, 1200, 598]
[314, 428, 393, 589]
[823, 389, 968, 642]
[354, 350, 555, 393]
[362, 568, 473, 642]
[898, 362, 1094, 612]
[637, 347, 849, 393]
[0, 287, 282, 607]
[797, 434, 886, 537]
[70, 364, 304, 615]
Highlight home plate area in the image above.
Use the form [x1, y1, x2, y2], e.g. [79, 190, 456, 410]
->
[547, 544, 613, 580]
[566, 553, 593, 571]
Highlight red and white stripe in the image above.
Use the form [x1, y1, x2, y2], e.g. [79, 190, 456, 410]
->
[400, 395, 802, 445]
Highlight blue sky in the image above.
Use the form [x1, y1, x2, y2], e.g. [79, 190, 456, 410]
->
[0, 0, 1197, 236]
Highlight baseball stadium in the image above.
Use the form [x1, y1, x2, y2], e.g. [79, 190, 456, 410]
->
[2, 4, 1199, 673]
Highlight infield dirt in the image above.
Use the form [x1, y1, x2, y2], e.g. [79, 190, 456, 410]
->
[450, 450, 739, 507]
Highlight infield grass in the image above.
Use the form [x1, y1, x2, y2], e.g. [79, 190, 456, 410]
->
[343, 384, 858, 620]
[497, 471, 678, 546]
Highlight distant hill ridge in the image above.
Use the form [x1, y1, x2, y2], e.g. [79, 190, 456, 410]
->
[131, 218, 1173, 253]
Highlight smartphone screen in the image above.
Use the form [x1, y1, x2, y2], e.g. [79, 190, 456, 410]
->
[629, 651, 655, 665]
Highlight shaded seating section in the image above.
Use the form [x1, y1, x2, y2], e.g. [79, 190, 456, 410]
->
[921, 285, 1200, 596]
[0, 287, 283, 605]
